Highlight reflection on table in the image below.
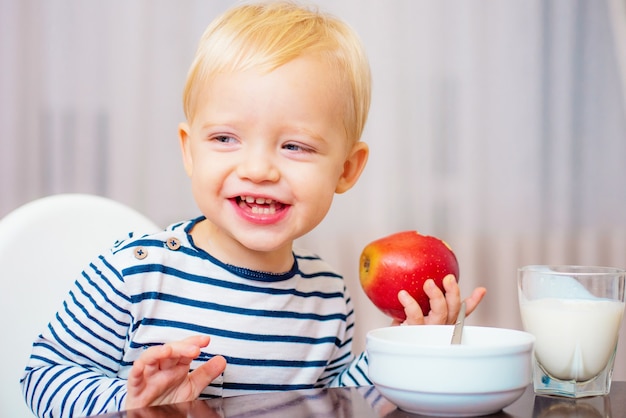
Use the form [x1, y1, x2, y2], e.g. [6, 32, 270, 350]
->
[92, 381, 626, 418]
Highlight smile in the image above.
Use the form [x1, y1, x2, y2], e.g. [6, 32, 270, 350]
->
[237, 195, 282, 215]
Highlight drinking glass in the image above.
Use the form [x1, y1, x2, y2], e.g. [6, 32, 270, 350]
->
[518, 265, 625, 398]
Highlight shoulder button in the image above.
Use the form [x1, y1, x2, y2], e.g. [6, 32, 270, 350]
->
[166, 237, 181, 251]
[134, 247, 148, 260]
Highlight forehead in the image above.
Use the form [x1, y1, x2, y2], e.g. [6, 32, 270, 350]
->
[191, 56, 350, 144]
[192, 55, 350, 132]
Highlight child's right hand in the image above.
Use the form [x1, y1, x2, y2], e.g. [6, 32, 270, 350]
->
[393, 274, 486, 326]
[125, 335, 226, 410]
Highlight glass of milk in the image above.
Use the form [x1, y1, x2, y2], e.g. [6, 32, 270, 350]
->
[518, 265, 625, 398]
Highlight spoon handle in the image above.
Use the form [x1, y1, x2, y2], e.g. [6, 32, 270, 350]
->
[450, 301, 466, 344]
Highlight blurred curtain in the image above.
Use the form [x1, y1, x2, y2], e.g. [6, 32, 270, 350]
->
[1, 0, 625, 378]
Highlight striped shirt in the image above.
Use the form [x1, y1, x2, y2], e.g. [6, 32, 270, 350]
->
[20, 217, 372, 418]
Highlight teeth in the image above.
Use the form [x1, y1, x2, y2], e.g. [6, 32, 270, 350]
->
[251, 205, 276, 214]
[242, 196, 274, 205]
[239, 196, 277, 214]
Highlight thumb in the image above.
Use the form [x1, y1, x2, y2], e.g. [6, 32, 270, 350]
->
[189, 355, 227, 394]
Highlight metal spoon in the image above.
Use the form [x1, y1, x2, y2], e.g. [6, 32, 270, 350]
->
[450, 301, 466, 344]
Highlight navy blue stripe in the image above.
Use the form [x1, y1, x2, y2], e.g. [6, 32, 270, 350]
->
[57, 307, 124, 362]
[123, 264, 344, 299]
[141, 318, 339, 345]
[345, 321, 355, 334]
[201, 353, 327, 368]
[64, 299, 125, 352]
[70, 378, 98, 418]
[31, 365, 56, 415]
[326, 351, 352, 371]
[76, 277, 129, 325]
[295, 254, 321, 261]
[223, 382, 315, 391]
[36, 365, 72, 416]
[22, 370, 35, 410]
[84, 383, 96, 416]
[131, 291, 346, 321]
[51, 318, 118, 373]
[315, 373, 336, 386]
[344, 369, 358, 386]
[31, 342, 85, 370]
[118, 351, 328, 369]
[68, 289, 127, 338]
[299, 270, 342, 279]
[339, 336, 353, 350]
[89, 260, 130, 304]
[100, 384, 122, 415]
[354, 362, 371, 385]
[91, 380, 123, 416]
[28, 353, 57, 367]
[55, 369, 90, 417]
[118, 391, 127, 411]
[172, 220, 187, 230]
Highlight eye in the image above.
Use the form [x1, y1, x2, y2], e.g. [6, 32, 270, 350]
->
[212, 135, 238, 144]
[283, 142, 315, 153]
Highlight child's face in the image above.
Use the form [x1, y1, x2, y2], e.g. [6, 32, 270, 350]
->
[179, 55, 368, 265]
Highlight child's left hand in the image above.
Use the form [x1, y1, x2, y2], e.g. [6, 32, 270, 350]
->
[391, 274, 486, 326]
[125, 335, 226, 410]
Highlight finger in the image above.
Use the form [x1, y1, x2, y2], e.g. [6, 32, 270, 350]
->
[156, 356, 194, 372]
[390, 318, 403, 326]
[156, 335, 211, 366]
[397, 290, 425, 325]
[126, 346, 173, 408]
[464, 287, 487, 316]
[422, 279, 448, 325]
[127, 360, 148, 392]
[189, 355, 227, 393]
[442, 274, 461, 324]
[178, 335, 212, 349]
[134, 336, 209, 374]
[155, 338, 211, 372]
[166, 335, 211, 357]
[135, 345, 173, 369]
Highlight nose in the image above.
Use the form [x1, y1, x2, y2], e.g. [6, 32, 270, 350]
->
[236, 146, 280, 183]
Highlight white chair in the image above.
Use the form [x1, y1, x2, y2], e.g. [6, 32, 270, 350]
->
[0, 194, 159, 417]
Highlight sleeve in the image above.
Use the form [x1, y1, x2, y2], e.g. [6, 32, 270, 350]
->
[321, 285, 373, 388]
[329, 351, 372, 387]
[20, 251, 133, 418]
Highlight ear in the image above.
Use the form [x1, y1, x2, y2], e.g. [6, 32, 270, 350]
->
[178, 122, 194, 177]
[335, 141, 369, 194]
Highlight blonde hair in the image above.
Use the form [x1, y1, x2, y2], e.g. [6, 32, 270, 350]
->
[182, 1, 371, 143]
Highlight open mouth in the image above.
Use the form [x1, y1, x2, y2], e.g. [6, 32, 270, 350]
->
[236, 195, 285, 215]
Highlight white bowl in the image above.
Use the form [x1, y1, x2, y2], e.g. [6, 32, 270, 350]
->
[366, 325, 535, 417]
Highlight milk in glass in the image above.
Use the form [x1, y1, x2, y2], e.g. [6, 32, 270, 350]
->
[520, 297, 624, 381]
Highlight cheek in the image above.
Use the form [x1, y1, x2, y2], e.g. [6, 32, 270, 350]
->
[296, 159, 345, 200]
[296, 178, 337, 220]
[188, 160, 225, 194]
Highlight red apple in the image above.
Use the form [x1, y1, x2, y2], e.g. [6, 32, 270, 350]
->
[359, 230, 459, 321]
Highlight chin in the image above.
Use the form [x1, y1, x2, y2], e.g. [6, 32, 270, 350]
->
[234, 231, 293, 253]
[243, 240, 292, 255]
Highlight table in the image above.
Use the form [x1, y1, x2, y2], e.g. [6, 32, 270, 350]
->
[92, 382, 626, 418]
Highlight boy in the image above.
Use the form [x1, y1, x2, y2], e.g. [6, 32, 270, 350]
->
[21, 2, 485, 416]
